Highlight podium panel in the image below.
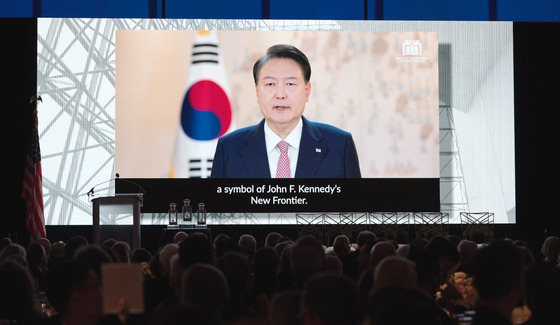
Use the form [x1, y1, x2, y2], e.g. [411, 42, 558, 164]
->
[91, 194, 143, 249]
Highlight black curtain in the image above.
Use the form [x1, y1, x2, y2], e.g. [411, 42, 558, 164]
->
[2, 18, 37, 244]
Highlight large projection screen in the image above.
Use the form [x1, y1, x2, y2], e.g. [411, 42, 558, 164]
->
[37, 19, 514, 226]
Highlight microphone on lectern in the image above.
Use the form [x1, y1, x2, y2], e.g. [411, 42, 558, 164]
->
[114, 173, 147, 195]
[86, 174, 146, 200]
[86, 175, 117, 198]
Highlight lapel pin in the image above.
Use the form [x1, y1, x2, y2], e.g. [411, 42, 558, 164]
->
[315, 148, 322, 153]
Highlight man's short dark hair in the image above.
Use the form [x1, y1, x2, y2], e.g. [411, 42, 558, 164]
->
[178, 232, 213, 269]
[471, 240, 523, 300]
[290, 235, 325, 282]
[253, 44, 311, 85]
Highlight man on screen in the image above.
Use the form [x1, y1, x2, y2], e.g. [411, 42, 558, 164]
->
[210, 44, 361, 178]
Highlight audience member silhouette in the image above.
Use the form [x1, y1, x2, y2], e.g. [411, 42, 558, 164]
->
[149, 255, 181, 325]
[423, 235, 461, 277]
[0, 259, 45, 325]
[356, 230, 377, 247]
[457, 239, 478, 274]
[0, 242, 27, 264]
[47, 241, 66, 268]
[289, 235, 326, 290]
[131, 247, 152, 264]
[396, 243, 410, 257]
[41, 259, 103, 325]
[215, 251, 259, 324]
[250, 246, 279, 319]
[64, 235, 88, 260]
[73, 244, 113, 279]
[276, 241, 295, 291]
[355, 239, 375, 276]
[273, 239, 293, 258]
[144, 243, 177, 314]
[213, 234, 238, 259]
[180, 263, 230, 322]
[470, 239, 524, 325]
[523, 260, 560, 325]
[173, 231, 188, 244]
[406, 237, 429, 261]
[26, 241, 48, 291]
[446, 234, 462, 246]
[0, 237, 12, 252]
[332, 235, 351, 256]
[178, 232, 213, 270]
[338, 231, 377, 281]
[516, 244, 536, 272]
[366, 284, 441, 325]
[156, 243, 179, 278]
[540, 235, 560, 265]
[369, 241, 397, 269]
[268, 290, 302, 325]
[34, 238, 52, 257]
[356, 240, 396, 310]
[111, 241, 131, 264]
[372, 255, 417, 290]
[264, 232, 282, 248]
[411, 250, 454, 325]
[325, 255, 344, 275]
[238, 234, 257, 266]
[101, 238, 117, 251]
[300, 272, 360, 325]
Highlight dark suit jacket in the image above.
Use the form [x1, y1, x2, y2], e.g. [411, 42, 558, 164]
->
[210, 116, 361, 178]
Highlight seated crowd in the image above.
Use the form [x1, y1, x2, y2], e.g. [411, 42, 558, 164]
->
[0, 230, 559, 325]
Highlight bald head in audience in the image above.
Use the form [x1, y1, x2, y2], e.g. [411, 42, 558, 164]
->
[174, 231, 188, 244]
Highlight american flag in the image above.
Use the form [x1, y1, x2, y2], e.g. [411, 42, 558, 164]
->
[22, 95, 46, 241]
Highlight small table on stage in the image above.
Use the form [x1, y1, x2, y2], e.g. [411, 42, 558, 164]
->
[159, 226, 213, 246]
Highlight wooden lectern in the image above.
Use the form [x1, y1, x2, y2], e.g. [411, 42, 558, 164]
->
[91, 193, 143, 249]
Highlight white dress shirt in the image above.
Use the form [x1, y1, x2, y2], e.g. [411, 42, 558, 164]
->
[264, 118, 302, 178]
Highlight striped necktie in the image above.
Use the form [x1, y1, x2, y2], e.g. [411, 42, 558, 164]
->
[275, 140, 291, 178]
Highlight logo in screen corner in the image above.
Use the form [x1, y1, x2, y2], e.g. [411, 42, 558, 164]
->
[396, 40, 428, 63]
[403, 40, 423, 56]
